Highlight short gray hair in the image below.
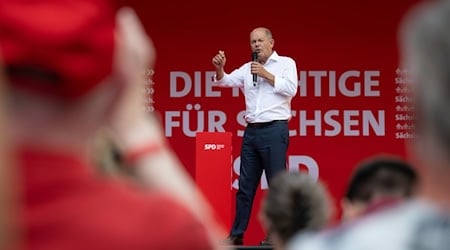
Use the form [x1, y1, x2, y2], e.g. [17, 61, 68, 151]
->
[262, 172, 331, 243]
[400, 1, 450, 157]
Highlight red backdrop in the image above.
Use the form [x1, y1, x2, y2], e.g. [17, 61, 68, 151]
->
[121, 0, 420, 245]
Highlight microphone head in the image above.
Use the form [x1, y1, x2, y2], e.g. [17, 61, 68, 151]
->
[251, 52, 258, 85]
[252, 51, 258, 61]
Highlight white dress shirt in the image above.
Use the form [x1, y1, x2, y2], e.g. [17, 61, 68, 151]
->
[214, 51, 298, 123]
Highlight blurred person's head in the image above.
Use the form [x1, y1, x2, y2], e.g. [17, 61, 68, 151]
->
[341, 155, 417, 221]
[0, 0, 153, 152]
[260, 172, 332, 250]
[399, 0, 450, 205]
[0, 1, 154, 245]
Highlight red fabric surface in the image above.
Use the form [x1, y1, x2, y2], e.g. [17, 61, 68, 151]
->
[17, 148, 213, 250]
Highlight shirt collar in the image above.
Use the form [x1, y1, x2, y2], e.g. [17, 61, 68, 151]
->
[265, 51, 280, 64]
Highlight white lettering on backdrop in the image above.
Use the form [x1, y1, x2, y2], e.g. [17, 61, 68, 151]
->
[166, 70, 385, 137]
[232, 155, 320, 190]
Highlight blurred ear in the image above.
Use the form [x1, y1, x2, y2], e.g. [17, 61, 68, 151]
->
[340, 199, 350, 220]
[258, 207, 270, 233]
[405, 136, 422, 169]
[341, 198, 365, 221]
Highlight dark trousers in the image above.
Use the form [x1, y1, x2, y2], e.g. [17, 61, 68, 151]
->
[230, 120, 289, 237]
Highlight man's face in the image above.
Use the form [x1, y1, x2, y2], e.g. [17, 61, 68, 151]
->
[250, 29, 274, 63]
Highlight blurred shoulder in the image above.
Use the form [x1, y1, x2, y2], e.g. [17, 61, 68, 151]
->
[287, 200, 434, 250]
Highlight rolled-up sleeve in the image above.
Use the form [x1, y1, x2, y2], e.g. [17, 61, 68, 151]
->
[273, 58, 298, 97]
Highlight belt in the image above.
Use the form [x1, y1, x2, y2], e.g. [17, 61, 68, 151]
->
[247, 120, 287, 129]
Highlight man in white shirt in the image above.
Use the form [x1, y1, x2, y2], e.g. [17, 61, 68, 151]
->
[212, 27, 298, 245]
[288, 1, 450, 249]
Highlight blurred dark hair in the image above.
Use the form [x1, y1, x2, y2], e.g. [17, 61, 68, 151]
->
[345, 156, 417, 203]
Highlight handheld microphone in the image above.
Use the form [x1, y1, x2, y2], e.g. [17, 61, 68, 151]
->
[252, 52, 258, 86]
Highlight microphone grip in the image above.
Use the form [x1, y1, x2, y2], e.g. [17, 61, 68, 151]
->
[252, 52, 258, 86]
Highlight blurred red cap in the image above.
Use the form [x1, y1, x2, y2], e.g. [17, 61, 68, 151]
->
[0, 0, 117, 100]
